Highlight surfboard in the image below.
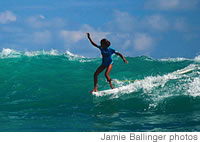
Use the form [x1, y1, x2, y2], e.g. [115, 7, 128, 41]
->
[117, 80, 135, 82]
[92, 80, 139, 96]
[92, 86, 125, 96]
[113, 79, 138, 82]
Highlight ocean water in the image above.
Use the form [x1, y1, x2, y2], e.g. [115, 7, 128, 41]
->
[0, 48, 200, 132]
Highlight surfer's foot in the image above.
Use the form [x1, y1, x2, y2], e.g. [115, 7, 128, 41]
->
[108, 81, 115, 89]
[90, 89, 97, 93]
[110, 84, 115, 89]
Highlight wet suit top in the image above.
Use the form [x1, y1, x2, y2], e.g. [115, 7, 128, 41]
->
[97, 46, 118, 67]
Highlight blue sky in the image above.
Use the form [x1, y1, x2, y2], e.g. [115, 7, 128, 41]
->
[0, 0, 200, 58]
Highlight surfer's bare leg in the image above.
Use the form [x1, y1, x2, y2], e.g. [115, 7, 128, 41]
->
[105, 64, 115, 89]
[90, 65, 106, 93]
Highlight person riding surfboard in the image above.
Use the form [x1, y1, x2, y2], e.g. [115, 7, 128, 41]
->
[87, 33, 128, 93]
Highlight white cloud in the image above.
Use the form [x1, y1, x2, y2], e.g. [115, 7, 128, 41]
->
[145, 0, 199, 10]
[32, 31, 52, 44]
[26, 15, 66, 29]
[1, 27, 23, 33]
[60, 24, 110, 45]
[122, 40, 131, 49]
[144, 15, 189, 33]
[145, 15, 169, 31]
[0, 11, 16, 24]
[39, 15, 45, 19]
[133, 33, 154, 51]
[184, 33, 200, 40]
[156, 0, 180, 10]
[107, 10, 171, 33]
[81, 24, 110, 41]
[173, 18, 188, 32]
[52, 18, 66, 28]
[60, 30, 85, 43]
[27, 15, 49, 28]
[108, 10, 136, 32]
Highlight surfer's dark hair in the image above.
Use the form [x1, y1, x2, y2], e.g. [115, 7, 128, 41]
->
[101, 38, 111, 47]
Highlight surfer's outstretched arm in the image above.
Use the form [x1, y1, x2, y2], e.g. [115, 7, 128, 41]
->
[116, 52, 128, 63]
[87, 33, 98, 48]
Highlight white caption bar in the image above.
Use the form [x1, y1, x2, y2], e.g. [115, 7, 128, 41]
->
[0, 132, 199, 142]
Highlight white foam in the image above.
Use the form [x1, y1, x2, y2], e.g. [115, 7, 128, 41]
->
[93, 73, 179, 98]
[2, 48, 13, 56]
[174, 64, 196, 75]
[65, 50, 84, 59]
[93, 64, 198, 104]
[159, 57, 188, 62]
[47, 49, 59, 56]
[64, 50, 92, 62]
[0, 48, 60, 58]
[187, 77, 200, 97]
[0, 48, 21, 58]
[24, 49, 59, 56]
[0, 48, 94, 63]
[159, 55, 200, 63]
[194, 55, 200, 62]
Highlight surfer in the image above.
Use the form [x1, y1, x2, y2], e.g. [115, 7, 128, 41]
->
[87, 33, 128, 93]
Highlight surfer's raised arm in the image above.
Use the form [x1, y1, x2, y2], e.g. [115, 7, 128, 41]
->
[116, 52, 128, 64]
[87, 33, 98, 48]
[88, 33, 128, 93]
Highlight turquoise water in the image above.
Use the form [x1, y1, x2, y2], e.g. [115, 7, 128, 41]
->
[0, 48, 200, 132]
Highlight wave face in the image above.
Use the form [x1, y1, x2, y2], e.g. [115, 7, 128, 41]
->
[0, 48, 200, 132]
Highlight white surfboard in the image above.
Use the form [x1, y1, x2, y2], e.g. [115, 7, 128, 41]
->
[92, 80, 139, 97]
[92, 87, 120, 96]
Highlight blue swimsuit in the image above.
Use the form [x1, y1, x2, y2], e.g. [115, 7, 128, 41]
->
[97, 46, 117, 67]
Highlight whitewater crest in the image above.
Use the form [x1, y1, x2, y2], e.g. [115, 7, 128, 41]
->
[24, 49, 59, 56]
[0, 48, 21, 58]
[93, 64, 200, 108]
[194, 55, 200, 62]
[0, 48, 94, 63]
[64, 50, 92, 62]
[188, 77, 200, 97]
[0, 48, 60, 58]
[159, 57, 188, 62]
[159, 55, 200, 62]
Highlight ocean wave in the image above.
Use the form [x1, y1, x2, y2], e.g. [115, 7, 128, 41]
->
[194, 55, 200, 62]
[0, 48, 94, 63]
[24, 49, 59, 56]
[159, 57, 188, 62]
[0, 48, 21, 58]
[187, 77, 200, 97]
[94, 64, 198, 96]
[64, 50, 92, 62]
[0, 48, 60, 58]
[1, 48, 200, 63]
[159, 55, 200, 63]
[1, 49, 200, 131]
[93, 63, 200, 111]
